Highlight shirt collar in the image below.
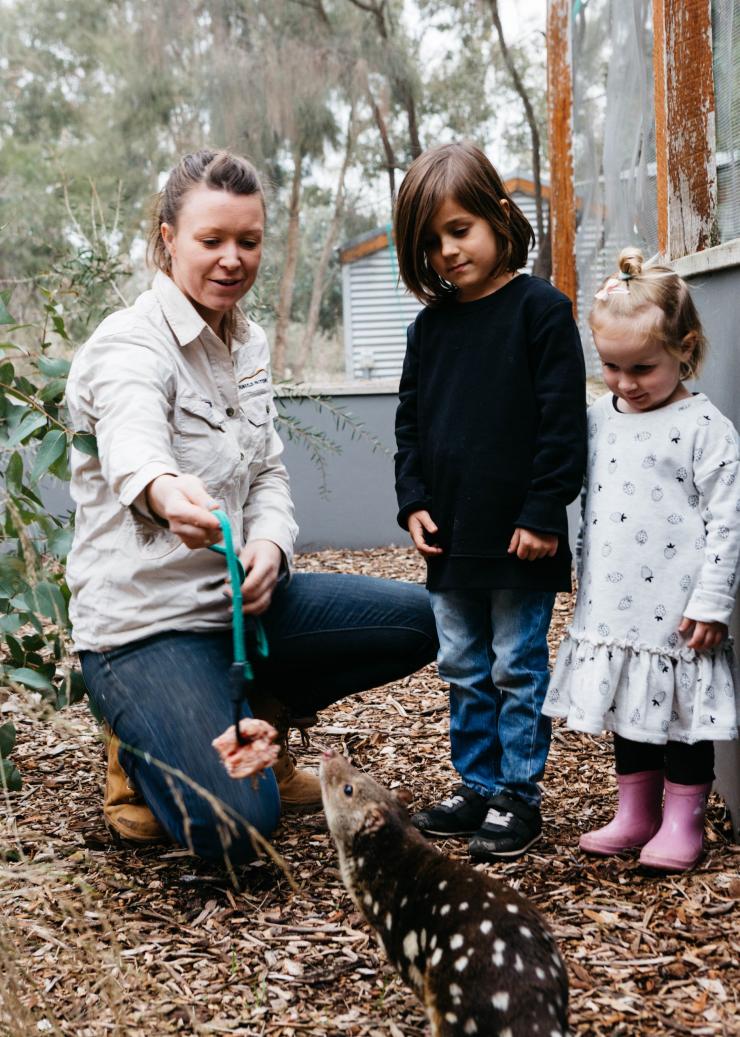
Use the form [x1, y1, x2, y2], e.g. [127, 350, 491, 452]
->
[152, 270, 251, 348]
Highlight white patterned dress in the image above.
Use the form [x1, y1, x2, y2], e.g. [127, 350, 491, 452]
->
[544, 392, 739, 744]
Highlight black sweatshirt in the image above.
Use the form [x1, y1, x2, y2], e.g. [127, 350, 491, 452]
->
[394, 274, 587, 592]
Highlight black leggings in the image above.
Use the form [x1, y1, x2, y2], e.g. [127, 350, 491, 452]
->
[614, 734, 715, 785]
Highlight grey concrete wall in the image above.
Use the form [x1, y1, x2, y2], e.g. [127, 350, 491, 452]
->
[278, 388, 403, 551]
[682, 265, 740, 838]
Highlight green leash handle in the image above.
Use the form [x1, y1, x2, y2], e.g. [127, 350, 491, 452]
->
[207, 509, 269, 745]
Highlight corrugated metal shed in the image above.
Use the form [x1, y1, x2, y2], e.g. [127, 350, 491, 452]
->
[338, 177, 548, 381]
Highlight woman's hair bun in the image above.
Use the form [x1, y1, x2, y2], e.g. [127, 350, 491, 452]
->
[618, 247, 643, 279]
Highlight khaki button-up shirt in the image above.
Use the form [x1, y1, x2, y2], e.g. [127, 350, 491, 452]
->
[66, 271, 298, 651]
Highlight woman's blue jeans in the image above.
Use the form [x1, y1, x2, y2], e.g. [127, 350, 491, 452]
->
[429, 587, 555, 806]
[81, 572, 437, 866]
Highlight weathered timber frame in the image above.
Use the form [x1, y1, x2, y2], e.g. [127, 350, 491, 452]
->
[547, 0, 720, 298]
[546, 0, 577, 309]
[653, 0, 718, 260]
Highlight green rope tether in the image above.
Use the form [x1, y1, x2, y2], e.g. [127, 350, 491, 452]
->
[208, 509, 268, 744]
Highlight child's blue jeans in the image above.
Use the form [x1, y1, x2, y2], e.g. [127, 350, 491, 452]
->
[429, 587, 556, 807]
[80, 572, 437, 867]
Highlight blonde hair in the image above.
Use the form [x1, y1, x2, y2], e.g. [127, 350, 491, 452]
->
[393, 142, 534, 306]
[589, 247, 707, 380]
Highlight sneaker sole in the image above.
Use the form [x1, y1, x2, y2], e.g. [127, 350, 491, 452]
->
[469, 830, 543, 861]
[417, 826, 482, 838]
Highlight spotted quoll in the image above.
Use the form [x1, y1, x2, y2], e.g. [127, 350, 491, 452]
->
[320, 750, 569, 1037]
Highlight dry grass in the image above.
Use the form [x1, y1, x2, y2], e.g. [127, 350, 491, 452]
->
[1, 547, 738, 1036]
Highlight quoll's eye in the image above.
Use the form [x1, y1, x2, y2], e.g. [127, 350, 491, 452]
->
[343, 784, 354, 797]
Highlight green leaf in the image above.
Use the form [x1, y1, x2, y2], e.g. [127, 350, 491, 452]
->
[30, 429, 67, 482]
[0, 614, 22, 634]
[57, 669, 87, 709]
[72, 432, 98, 457]
[51, 314, 69, 340]
[38, 378, 68, 403]
[1, 759, 22, 792]
[4, 634, 24, 666]
[47, 525, 74, 560]
[0, 360, 14, 384]
[0, 722, 16, 758]
[37, 356, 71, 377]
[5, 452, 23, 494]
[7, 667, 54, 691]
[0, 291, 15, 327]
[29, 580, 68, 625]
[0, 342, 28, 356]
[7, 411, 46, 446]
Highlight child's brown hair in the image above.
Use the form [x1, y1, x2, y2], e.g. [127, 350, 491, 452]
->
[590, 247, 707, 380]
[393, 142, 534, 306]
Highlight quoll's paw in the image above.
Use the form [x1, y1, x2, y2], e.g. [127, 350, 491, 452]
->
[212, 718, 279, 778]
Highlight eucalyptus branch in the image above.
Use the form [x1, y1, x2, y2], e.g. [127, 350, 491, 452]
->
[0, 382, 68, 433]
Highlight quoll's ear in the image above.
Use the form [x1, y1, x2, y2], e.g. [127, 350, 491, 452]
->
[393, 788, 414, 811]
[362, 804, 388, 834]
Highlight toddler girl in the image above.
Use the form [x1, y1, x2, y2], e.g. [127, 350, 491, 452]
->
[394, 142, 587, 861]
[544, 248, 739, 872]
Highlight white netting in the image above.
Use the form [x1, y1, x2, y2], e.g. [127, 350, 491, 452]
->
[571, 0, 657, 376]
[712, 0, 740, 242]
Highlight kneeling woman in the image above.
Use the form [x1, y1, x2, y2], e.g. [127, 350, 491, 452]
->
[66, 149, 437, 866]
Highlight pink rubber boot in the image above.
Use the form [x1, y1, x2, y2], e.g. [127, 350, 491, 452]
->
[579, 770, 663, 856]
[638, 779, 712, 872]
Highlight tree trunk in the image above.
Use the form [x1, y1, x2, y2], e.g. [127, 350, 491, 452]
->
[294, 110, 355, 379]
[273, 148, 303, 379]
[368, 85, 397, 204]
[488, 0, 546, 250]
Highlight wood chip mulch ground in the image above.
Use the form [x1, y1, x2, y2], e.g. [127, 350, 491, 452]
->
[1, 548, 738, 1037]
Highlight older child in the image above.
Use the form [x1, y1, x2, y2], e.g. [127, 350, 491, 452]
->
[544, 248, 739, 872]
[394, 142, 587, 860]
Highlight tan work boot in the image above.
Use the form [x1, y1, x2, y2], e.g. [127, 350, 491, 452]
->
[250, 697, 322, 813]
[103, 727, 167, 844]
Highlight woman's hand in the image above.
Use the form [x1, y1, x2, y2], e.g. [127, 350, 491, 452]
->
[407, 510, 443, 557]
[235, 539, 283, 615]
[679, 617, 727, 651]
[508, 528, 559, 561]
[146, 474, 222, 548]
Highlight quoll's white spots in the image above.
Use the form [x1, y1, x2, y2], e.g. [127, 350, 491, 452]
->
[420, 929, 427, 950]
[431, 948, 443, 966]
[548, 1005, 556, 1018]
[363, 892, 372, 907]
[506, 904, 519, 914]
[464, 1020, 478, 1034]
[520, 925, 532, 938]
[454, 956, 469, 972]
[536, 967, 546, 979]
[480, 920, 493, 934]
[459, 902, 469, 910]
[403, 931, 419, 961]
[501, 1029, 513, 1037]
[356, 857, 364, 868]
[445, 1013, 458, 1024]
[492, 938, 506, 967]
[440, 905, 451, 916]
[550, 966, 559, 978]
[514, 954, 524, 972]
[449, 983, 462, 997]
[438, 880, 448, 891]
[450, 934, 464, 950]
[400, 896, 408, 908]
[372, 901, 380, 916]
[408, 964, 423, 989]
[385, 912, 393, 930]
[430, 934, 438, 950]
[492, 992, 510, 1011]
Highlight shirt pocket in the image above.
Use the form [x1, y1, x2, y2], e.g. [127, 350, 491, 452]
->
[238, 389, 273, 468]
[173, 391, 239, 490]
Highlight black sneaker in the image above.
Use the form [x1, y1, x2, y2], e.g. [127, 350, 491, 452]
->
[411, 784, 488, 837]
[468, 792, 542, 861]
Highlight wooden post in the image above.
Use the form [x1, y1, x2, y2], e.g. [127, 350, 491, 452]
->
[547, 0, 577, 310]
[653, 0, 718, 260]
